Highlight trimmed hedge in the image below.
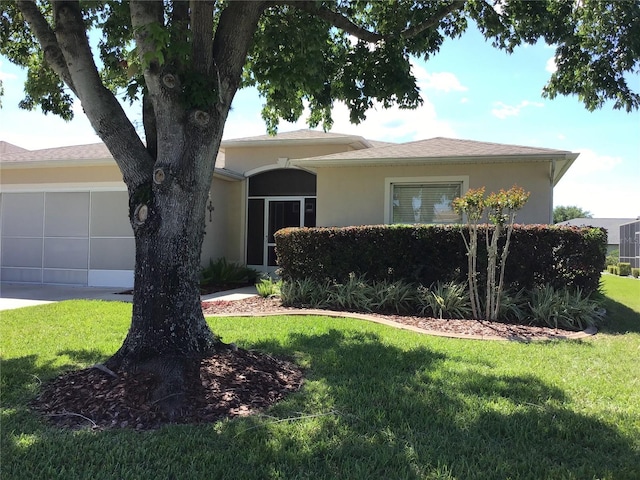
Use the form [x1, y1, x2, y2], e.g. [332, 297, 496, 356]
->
[274, 224, 606, 295]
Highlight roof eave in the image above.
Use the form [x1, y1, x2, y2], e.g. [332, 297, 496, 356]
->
[221, 136, 371, 150]
[291, 152, 576, 168]
[552, 153, 579, 186]
[213, 167, 244, 181]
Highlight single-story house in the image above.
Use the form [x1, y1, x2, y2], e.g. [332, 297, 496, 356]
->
[556, 217, 637, 253]
[1, 130, 578, 287]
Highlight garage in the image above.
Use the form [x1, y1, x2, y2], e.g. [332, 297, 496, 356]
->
[0, 190, 135, 287]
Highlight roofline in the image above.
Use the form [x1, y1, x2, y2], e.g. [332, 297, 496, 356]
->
[291, 152, 579, 168]
[552, 153, 578, 186]
[221, 135, 372, 150]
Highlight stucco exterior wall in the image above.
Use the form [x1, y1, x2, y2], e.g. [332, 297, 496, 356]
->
[315, 161, 552, 227]
[224, 144, 356, 173]
[201, 177, 247, 266]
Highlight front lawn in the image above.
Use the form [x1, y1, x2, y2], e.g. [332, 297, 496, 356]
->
[1, 275, 639, 479]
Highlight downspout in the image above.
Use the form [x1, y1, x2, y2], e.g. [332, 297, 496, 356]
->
[550, 158, 556, 224]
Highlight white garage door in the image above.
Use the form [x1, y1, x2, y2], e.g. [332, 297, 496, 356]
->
[0, 190, 135, 287]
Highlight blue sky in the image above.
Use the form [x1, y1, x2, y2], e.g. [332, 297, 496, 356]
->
[1, 26, 638, 218]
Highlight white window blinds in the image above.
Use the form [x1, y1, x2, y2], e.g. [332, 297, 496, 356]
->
[392, 183, 462, 224]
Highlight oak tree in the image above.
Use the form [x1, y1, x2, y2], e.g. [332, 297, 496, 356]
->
[2, 0, 638, 407]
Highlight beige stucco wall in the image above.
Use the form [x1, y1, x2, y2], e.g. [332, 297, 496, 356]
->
[315, 161, 552, 227]
[201, 177, 247, 265]
[224, 144, 356, 173]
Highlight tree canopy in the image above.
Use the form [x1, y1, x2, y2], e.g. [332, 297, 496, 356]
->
[2, 0, 639, 134]
[554, 205, 594, 223]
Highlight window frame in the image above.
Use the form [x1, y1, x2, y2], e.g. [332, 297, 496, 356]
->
[384, 175, 469, 224]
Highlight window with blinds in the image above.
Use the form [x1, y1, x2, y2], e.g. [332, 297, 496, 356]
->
[391, 183, 462, 224]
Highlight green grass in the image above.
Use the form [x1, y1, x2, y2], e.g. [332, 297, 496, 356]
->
[1, 276, 639, 479]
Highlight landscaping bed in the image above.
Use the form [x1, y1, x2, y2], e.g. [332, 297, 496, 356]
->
[201, 296, 594, 341]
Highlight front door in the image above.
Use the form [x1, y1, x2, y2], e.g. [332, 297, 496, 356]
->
[247, 197, 316, 272]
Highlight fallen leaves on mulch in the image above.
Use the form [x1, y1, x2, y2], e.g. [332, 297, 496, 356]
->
[30, 349, 303, 431]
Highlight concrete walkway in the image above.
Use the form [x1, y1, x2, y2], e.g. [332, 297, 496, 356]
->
[0, 283, 257, 311]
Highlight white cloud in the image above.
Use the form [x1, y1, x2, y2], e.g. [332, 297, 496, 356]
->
[554, 148, 637, 217]
[420, 72, 468, 93]
[491, 100, 544, 119]
[0, 60, 18, 81]
[554, 178, 640, 218]
[569, 149, 623, 176]
[225, 85, 457, 143]
[411, 59, 468, 93]
[545, 56, 557, 73]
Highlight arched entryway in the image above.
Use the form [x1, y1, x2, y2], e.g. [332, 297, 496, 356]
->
[246, 168, 316, 272]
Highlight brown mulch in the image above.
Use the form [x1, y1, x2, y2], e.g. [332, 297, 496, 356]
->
[31, 349, 303, 431]
[202, 296, 594, 341]
[31, 294, 592, 431]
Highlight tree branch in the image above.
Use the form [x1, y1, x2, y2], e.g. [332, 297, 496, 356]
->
[50, 0, 153, 187]
[16, 0, 76, 94]
[190, 0, 215, 75]
[289, 1, 466, 43]
[289, 1, 382, 43]
[395, 1, 466, 40]
[213, 1, 269, 109]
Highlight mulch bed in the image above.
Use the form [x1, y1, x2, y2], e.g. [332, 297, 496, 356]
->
[201, 296, 592, 341]
[31, 349, 303, 431]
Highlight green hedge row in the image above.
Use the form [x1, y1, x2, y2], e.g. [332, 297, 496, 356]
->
[274, 224, 607, 295]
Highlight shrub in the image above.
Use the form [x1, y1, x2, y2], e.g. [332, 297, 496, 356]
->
[619, 262, 632, 276]
[417, 281, 471, 319]
[327, 273, 372, 312]
[280, 278, 332, 309]
[275, 224, 606, 296]
[490, 288, 528, 323]
[201, 257, 258, 287]
[632, 268, 640, 279]
[369, 279, 416, 314]
[526, 285, 605, 331]
[255, 277, 281, 297]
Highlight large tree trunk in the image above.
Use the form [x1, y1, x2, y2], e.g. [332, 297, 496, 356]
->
[104, 122, 229, 413]
[18, 0, 267, 415]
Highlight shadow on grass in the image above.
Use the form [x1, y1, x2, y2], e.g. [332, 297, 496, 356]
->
[2, 328, 639, 479]
[600, 297, 640, 334]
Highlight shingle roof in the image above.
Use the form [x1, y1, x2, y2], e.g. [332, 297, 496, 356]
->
[1, 143, 110, 164]
[0, 141, 28, 155]
[556, 218, 637, 244]
[294, 137, 574, 163]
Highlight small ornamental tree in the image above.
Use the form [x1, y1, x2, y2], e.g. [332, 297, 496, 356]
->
[451, 187, 485, 319]
[453, 185, 530, 321]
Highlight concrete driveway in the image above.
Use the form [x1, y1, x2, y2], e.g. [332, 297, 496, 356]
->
[0, 283, 132, 311]
[0, 283, 257, 311]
